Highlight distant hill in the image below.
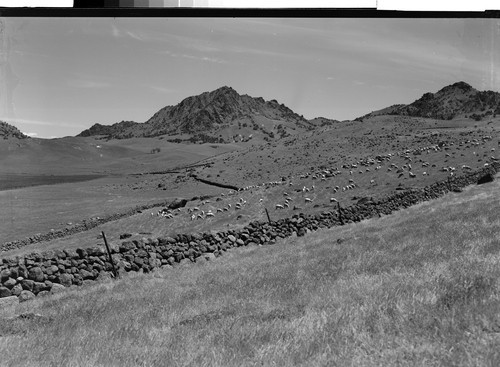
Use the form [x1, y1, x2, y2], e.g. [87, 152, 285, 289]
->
[308, 117, 341, 127]
[357, 81, 500, 121]
[77, 120, 139, 138]
[78, 86, 315, 142]
[0, 121, 28, 139]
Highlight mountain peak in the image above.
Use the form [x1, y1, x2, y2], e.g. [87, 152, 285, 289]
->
[77, 87, 313, 140]
[215, 85, 235, 93]
[437, 81, 475, 94]
[357, 82, 500, 121]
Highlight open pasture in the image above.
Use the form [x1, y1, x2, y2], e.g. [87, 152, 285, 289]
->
[0, 173, 105, 191]
[3, 115, 500, 255]
[2, 171, 500, 366]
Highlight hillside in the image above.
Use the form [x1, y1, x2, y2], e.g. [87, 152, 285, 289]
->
[78, 86, 315, 143]
[2, 177, 500, 366]
[0, 121, 28, 139]
[308, 116, 342, 127]
[358, 81, 500, 121]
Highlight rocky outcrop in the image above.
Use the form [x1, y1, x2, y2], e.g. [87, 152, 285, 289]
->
[77, 120, 139, 138]
[1, 163, 498, 300]
[0, 121, 28, 139]
[357, 82, 500, 121]
[77, 86, 314, 139]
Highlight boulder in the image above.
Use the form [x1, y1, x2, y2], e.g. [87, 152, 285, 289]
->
[477, 172, 494, 185]
[119, 241, 136, 253]
[0, 286, 12, 298]
[3, 278, 17, 289]
[11, 284, 23, 296]
[18, 290, 35, 302]
[1, 268, 12, 281]
[169, 198, 188, 210]
[149, 258, 161, 268]
[64, 248, 79, 259]
[58, 273, 74, 287]
[28, 267, 45, 282]
[80, 269, 94, 280]
[76, 248, 88, 258]
[20, 279, 34, 291]
[33, 282, 48, 294]
[50, 283, 66, 294]
[179, 258, 192, 266]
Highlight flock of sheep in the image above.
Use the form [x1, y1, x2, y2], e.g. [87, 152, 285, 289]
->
[148, 133, 498, 227]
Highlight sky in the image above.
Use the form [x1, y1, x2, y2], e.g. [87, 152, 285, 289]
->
[1, 17, 499, 138]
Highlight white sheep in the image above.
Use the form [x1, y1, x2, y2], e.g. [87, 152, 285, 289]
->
[305, 197, 312, 203]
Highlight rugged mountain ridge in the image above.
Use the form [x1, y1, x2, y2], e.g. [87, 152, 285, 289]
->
[77, 120, 140, 138]
[78, 86, 314, 140]
[0, 121, 28, 139]
[357, 81, 500, 121]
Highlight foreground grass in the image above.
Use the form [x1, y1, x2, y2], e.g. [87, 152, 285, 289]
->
[2, 180, 500, 366]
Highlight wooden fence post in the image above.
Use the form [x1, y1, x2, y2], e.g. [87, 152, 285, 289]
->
[102, 231, 118, 279]
[265, 208, 272, 223]
[337, 202, 344, 225]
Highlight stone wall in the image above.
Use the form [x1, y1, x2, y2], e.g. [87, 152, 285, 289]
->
[0, 198, 190, 252]
[1, 163, 498, 301]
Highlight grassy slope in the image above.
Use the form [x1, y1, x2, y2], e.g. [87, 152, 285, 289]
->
[2, 176, 500, 366]
[0, 136, 242, 175]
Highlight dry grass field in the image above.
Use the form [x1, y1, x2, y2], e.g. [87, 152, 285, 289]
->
[2, 174, 500, 366]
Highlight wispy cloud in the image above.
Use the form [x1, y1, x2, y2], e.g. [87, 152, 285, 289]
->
[158, 50, 227, 64]
[67, 79, 111, 89]
[111, 23, 144, 41]
[126, 31, 143, 41]
[5, 118, 86, 129]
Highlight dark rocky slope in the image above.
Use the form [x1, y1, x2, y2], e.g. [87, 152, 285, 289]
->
[358, 81, 500, 121]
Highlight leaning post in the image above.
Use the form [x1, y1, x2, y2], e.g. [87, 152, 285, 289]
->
[337, 201, 344, 225]
[265, 208, 272, 223]
[102, 231, 118, 279]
